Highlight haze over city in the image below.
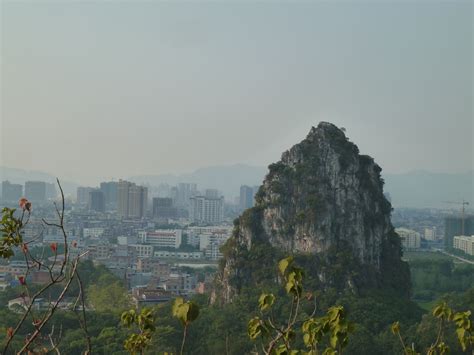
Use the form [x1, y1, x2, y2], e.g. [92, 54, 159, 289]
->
[2, 1, 472, 186]
[0, 2, 474, 355]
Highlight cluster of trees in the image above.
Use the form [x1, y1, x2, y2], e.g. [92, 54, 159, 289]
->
[409, 256, 474, 305]
[0, 255, 473, 354]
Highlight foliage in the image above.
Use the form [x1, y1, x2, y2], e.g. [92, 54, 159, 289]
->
[392, 301, 473, 354]
[0, 207, 25, 258]
[121, 308, 156, 355]
[172, 297, 200, 355]
[247, 256, 354, 354]
[87, 275, 130, 313]
[120, 297, 200, 355]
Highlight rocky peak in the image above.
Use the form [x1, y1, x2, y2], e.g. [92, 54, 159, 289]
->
[214, 122, 410, 303]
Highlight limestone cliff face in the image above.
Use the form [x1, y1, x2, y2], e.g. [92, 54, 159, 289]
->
[214, 122, 410, 303]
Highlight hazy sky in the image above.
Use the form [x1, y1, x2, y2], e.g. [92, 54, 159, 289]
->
[1, 1, 472, 185]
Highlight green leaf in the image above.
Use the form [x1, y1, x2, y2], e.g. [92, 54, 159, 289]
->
[248, 317, 263, 340]
[258, 293, 275, 311]
[322, 348, 336, 355]
[278, 256, 294, 275]
[391, 321, 400, 335]
[172, 297, 185, 318]
[172, 298, 199, 325]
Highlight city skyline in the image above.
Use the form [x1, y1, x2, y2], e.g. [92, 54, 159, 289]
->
[1, 2, 472, 185]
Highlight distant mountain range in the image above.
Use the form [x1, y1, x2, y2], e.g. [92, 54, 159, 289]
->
[1, 165, 472, 209]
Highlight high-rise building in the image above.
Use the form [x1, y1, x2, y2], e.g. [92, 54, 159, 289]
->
[129, 184, 148, 218]
[117, 180, 148, 218]
[190, 195, 224, 224]
[239, 185, 255, 211]
[176, 183, 198, 209]
[1, 181, 23, 203]
[444, 216, 474, 249]
[45, 183, 57, 200]
[205, 189, 219, 199]
[100, 181, 118, 209]
[89, 190, 105, 213]
[152, 198, 178, 219]
[24, 181, 47, 203]
[77, 187, 93, 205]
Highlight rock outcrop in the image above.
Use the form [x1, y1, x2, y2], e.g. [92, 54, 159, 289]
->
[214, 122, 410, 303]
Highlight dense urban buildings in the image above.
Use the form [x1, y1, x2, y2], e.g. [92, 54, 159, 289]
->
[117, 180, 148, 218]
[1, 181, 22, 203]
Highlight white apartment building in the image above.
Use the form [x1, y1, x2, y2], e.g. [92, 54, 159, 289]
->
[396, 228, 421, 250]
[453, 235, 474, 256]
[189, 196, 224, 224]
[139, 230, 182, 249]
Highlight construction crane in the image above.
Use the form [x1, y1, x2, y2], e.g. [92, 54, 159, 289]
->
[442, 200, 470, 235]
